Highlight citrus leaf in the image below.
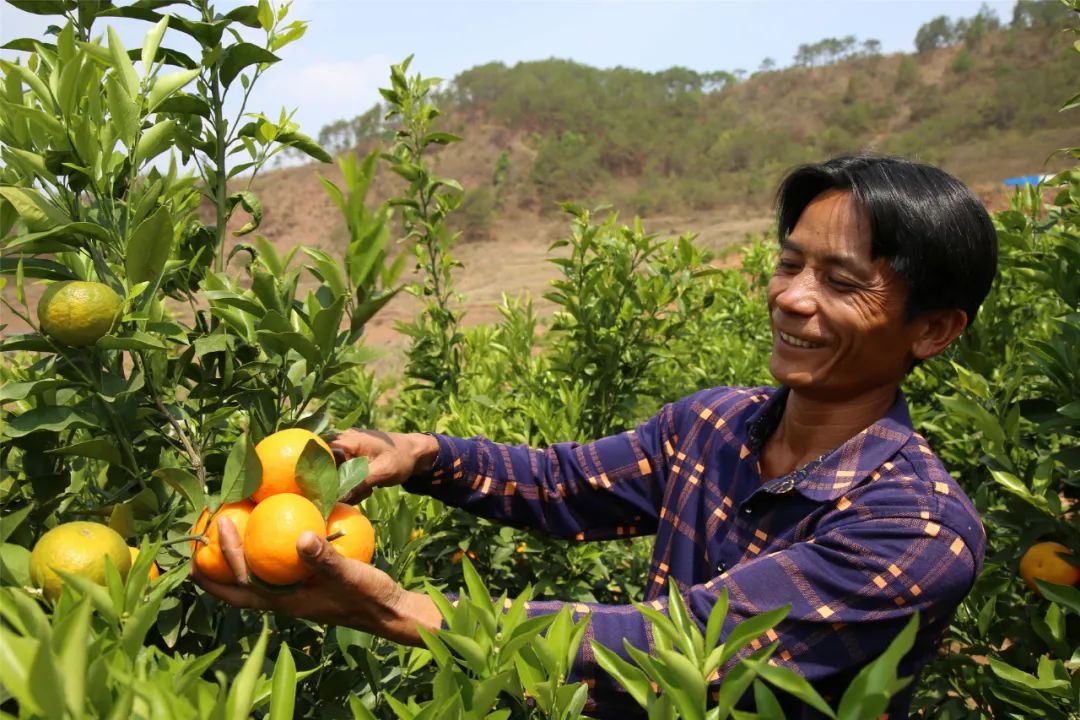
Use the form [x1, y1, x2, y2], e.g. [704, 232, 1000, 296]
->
[221, 436, 262, 505]
[141, 15, 169, 73]
[97, 331, 169, 351]
[225, 618, 270, 720]
[153, 467, 205, 509]
[268, 643, 297, 720]
[134, 119, 176, 165]
[277, 129, 331, 163]
[336, 457, 369, 503]
[108, 26, 140, 98]
[126, 205, 174, 285]
[47, 438, 122, 465]
[294, 439, 339, 519]
[226, 190, 262, 236]
[0, 543, 31, 587]
[0, 187, 67, 232]
[147, 68, 200, 112]
[219, 43, 280, 89]
[3, 406, 96, 438]
[1035, 580, 1080, 614]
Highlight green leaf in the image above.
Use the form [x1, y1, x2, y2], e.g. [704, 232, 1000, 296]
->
[226, 190, 262, 236]
[440, 631, 488, 673]
[47, 438, 122, 465]
[294, 439, 339, 519]
[705, 588, 730, 652]
[97, 331, 169, 351]
[28, 628, 65, 720]
[0, 186, 67, 232]
[257, 0, 274, 31]
[221, 436, 263, 505]
[347, 693, 378, 720]
[0, 505, 32, 543]
[3, 405, 96, 439]
[105, 73, 139, 146]
[153, 467, 205, 509]
[336, 457, 369, 503]
[142, 15, 170, 73]
[422, 132, 463, 146]
[278, 129, 332, 163]
[148, 68, 200, 111]
[989, 470, 1051, 514]
[54, 597, 91, 719]
[667, 581, 703, 662]
[108, 26, 140, 99]
[126, 204, 173, 285]
[836, 614, 918, 720]
[590, 641, 653, 709]
[0, 543, 31, 587]
[0, 61, 51, 110]
[1035, 580, 1080, 614]
[256, 329, 321, 366]
[0, 378, 63, 402]
[755, 661, 837, 718]
[219, 43, 280, 89]
[752, 680, 786, 719]
[720, 605, 790, 666]
[268, 643, 297, 720]
[226, 618, 271, 720]
[988, 657, 1069, 691]
[134, 119, 176, 164]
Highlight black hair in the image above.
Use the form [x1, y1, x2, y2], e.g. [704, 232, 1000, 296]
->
[775, 153, 998, 327]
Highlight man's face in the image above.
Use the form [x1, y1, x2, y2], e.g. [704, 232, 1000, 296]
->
[767, 189, 919, 398]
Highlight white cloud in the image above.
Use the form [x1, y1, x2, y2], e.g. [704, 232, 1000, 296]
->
[253, 55, 394, 134]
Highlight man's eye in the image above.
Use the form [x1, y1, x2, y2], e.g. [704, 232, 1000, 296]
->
[776, 260, 800, 271]
[829, 277, 856, 290]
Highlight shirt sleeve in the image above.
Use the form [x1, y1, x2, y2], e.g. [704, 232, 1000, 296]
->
[402, 400, 684, 540]
[521, 515, 978, 715]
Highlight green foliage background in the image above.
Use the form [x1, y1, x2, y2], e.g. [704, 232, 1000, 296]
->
[0, 1, 1078, 718]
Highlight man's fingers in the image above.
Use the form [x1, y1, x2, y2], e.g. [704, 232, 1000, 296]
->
[298, 531, 347, 576]
[190, 565, 268, 609]
[217, 516, 250, 585]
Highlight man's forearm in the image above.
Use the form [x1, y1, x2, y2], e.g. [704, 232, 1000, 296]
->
[382, 588, 445, 646]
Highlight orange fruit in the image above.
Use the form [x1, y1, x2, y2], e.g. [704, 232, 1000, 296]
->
[37, 280, 121, 346]
[129, 546, 160, 583]
[29, 522, 131, 603]
[244, 493, 326, 586]
[326, 503, 375, 563]
[191, 500, 256, 584]
[252, 428, 334, 502]
[1020, 541, 1080, 594]
[450, 549, 477, 564]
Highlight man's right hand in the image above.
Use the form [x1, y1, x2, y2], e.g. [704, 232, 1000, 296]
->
[328, 430, 440, 502]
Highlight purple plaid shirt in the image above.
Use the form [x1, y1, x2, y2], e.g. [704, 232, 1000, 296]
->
[406, 386, 985, 718]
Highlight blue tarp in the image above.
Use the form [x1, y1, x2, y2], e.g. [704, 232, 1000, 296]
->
[1003, 175, 1047, 186]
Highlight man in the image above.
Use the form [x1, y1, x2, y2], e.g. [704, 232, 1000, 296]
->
[195, 154, 997, 717]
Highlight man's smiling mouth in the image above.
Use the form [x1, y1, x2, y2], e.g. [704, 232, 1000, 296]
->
[778, 331, 826, 349]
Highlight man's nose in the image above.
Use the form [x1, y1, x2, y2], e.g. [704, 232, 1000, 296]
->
[774, 270, 818, 316]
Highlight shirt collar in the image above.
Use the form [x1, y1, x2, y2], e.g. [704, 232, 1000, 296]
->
[744, 386, 916, 503]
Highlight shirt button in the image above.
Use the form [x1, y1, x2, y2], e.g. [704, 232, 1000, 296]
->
[743, 506, 753, 515]
[717, 561, 726, 573]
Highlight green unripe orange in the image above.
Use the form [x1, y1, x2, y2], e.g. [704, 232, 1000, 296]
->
[37, 281, 121, 346]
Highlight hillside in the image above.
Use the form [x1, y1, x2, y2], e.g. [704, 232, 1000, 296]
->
[237, 18, 1075, 369]
[277, 18, 1073, 248]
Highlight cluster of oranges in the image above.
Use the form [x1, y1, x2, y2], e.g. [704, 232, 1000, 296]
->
[191, 428, 375, 588]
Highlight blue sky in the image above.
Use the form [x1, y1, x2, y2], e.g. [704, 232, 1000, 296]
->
[1, 1, 1015, 138]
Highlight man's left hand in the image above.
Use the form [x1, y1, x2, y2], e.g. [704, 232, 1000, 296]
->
[191, 516, 443, 646]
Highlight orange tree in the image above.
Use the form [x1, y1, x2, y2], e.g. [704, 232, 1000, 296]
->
[3, 1, 1077, 717]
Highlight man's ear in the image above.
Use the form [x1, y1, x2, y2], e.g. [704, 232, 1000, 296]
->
[911, 308, 968, 361]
